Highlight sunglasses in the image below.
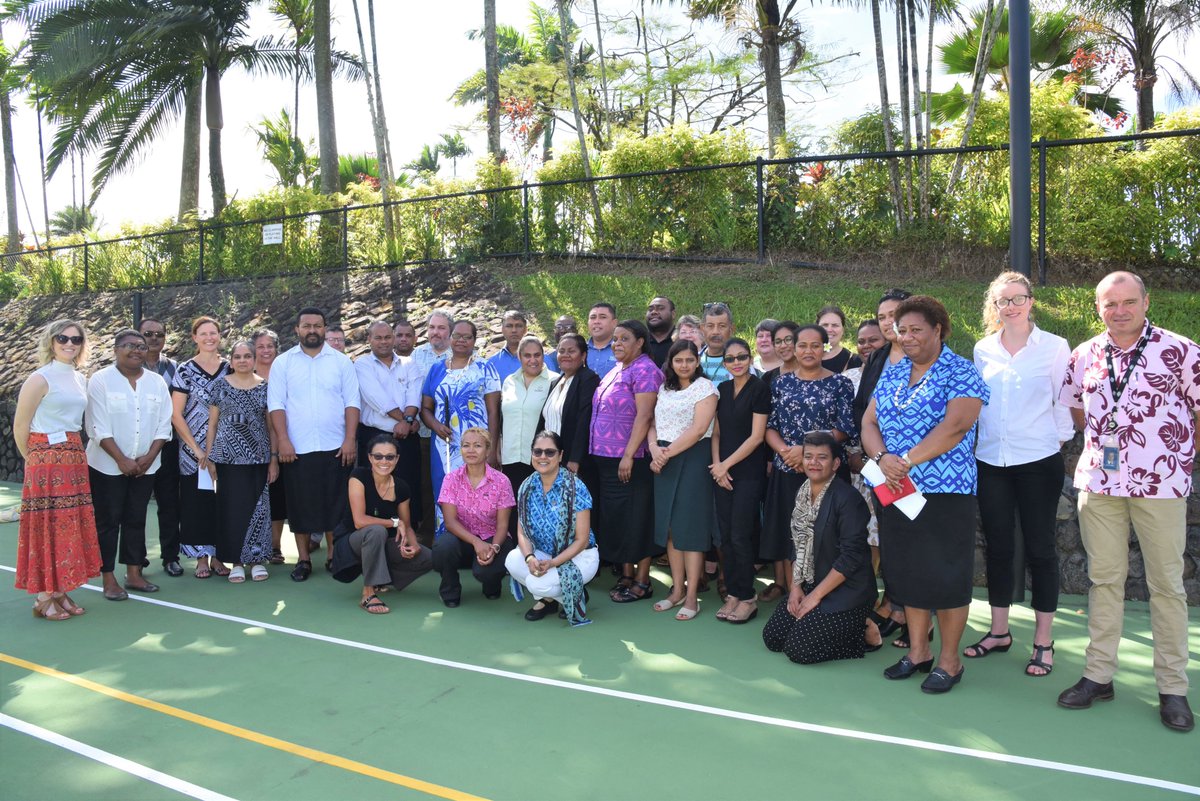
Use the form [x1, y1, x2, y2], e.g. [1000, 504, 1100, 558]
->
[141, 331, 166, 338]
[54, 334, 84, 345]
[722, 353, 751, 364]
[531, 447, 559, 457]
[703, 301, 730, 312]
[369, 452, 398, 462]
[450, 333, 474, 341]
[117, 343, 149, 352]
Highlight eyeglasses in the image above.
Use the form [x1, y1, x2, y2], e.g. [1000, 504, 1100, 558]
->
[531, 447, 559, 457]
[54, 334, 84, 345]
[450, 333, 474, 341]
[369, 452, 398, 462]
[117, 343, 149, 352]
[141, 331, 165, 338]
[722, 353, 751, 364]
[773, 336, 795, 346]
[995, 294, 1031, 308]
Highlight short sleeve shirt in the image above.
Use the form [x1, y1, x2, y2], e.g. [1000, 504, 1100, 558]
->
[1060, 323, 1200, 498]
[716, 375, 772, 481]
[589, 354, 665, 458]
[519, 469, 596, 553]
[654, 378, 718, 442]
[437, 464, 516, 541]
[872, 345, 990, 495]
[767, 372, 856, 473]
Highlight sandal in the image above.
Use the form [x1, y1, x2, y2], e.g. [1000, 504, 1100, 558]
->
[610, 575, 634, 594]
[251, 564, 269, 581]
[715, 595, 739, 621]
[726, 601, 758, 624]
[268, 548, 285, 565]
[964, 631, 1012, 659]
[228, 565, 246, 583]
[194, 559, 212, 579]
[211, 561, 231, 577]
[611, 581, 653, 603]
[653, 596, 684, 612]
[757, 582, 785, 602]
[868, 608, 902, 639]
[893, 625, 934, 649]
[675, 605, 700, 621]
[57, 593, 86, 616]
[1025, 642, 1055, 677]
[33, 597, 71, 621]
[359, 594, 390, 614]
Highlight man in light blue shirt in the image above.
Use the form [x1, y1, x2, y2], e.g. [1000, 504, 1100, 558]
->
[698, 301, 734, 384]
[587, 302, 618, 378]
[486, 310, 527, 383]
[543, 314, 576, 373]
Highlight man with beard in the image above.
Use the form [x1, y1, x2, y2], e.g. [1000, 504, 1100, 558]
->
[645, 297, 676, 368]
[85, 329, 174, 600]
[543, 315, 576, 373]
[138, 317, 184, 577]
[268, 308, 360, 581]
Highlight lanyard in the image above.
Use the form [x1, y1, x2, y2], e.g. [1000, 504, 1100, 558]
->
[1103, 327, 1151, 434]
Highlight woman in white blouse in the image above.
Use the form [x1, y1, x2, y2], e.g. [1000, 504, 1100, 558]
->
[499, 335, 557, 531]
[648, 340, 719, 620]
[969, 271, 1073, 676]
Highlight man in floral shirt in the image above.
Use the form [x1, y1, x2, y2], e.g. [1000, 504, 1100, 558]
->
[1057, 271, 1199, 733]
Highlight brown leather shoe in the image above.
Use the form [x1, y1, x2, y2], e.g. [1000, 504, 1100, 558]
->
[1057, 677, 1115, 709]
[1159, 694, 1194, 732]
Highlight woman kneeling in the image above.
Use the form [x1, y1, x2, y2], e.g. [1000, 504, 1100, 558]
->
[506, 431, 599, 626]
[763, 432, 876, 664]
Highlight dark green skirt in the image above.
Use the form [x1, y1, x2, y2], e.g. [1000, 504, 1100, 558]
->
[653, 438, 714, 552]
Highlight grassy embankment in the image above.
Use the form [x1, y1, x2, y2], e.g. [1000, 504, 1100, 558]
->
[509, 268, 1200, 354]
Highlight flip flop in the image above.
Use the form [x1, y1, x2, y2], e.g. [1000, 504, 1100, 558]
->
[359, 594, 390, 614]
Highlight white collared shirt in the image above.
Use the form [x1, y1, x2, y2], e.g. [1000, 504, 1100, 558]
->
[267, 343, 360, 454]
[499, 368, 558, 465]
[541, 373, 575, 435]
[355, 351, 423, 433]
[85, 365, 173, 475]
[974, 325, 1074, 467]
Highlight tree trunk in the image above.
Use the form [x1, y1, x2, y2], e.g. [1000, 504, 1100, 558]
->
[920, 2, 934, 220]
[556, 0, 604, 243]
[204, 64, 227, 214]
[871, 0, 903, 229]
[895, 0, 914, 219]
[906, 0, 925, 221]
[641, 0, 652, 137]
[484, 0, 502, 158]
[351, 0, 395, 245]
[947, 0, 1005, 196]
[368, 0, 395, 175]
[1, 87, 18, 254]
[315, 0, 340, 196]
[760, 7, 787, 157]
[35, 96, 50, 244]
[178, 78, 202, 220]
[591, 0, 612, 148]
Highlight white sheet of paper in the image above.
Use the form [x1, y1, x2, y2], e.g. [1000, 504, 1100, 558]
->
[196, 469, 215, 492]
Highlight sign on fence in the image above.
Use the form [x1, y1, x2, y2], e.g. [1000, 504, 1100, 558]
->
[262, 223, 283, 245]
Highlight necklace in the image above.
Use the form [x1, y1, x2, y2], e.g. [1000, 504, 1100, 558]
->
[893, 364, 934, 410]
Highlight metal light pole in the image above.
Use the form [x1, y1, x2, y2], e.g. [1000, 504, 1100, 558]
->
[1009, 0, 1032, 277]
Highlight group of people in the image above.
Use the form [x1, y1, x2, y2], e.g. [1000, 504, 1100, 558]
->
[12, 269, 1197, 732]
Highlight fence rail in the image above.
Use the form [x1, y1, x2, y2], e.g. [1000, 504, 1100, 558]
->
[3, 127, 1197, 295]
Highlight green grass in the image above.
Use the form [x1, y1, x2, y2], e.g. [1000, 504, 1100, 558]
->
[508, 269, 1200, 354]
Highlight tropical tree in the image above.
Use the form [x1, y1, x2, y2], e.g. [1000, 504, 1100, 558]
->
[270, 0, 314, 139]
[1074, 0, 1200, 131]
[351, 0, 397, 244]
[485, 0, 503, 156]
[314, 0, 341, 195]
[49, 203, 96, 237]
[439, 132, 471, 177]
[555, 0, 603, 237]
[1, 39, 22, 253]
[406, 144, 441, 179]
[252, 109, 318, 187]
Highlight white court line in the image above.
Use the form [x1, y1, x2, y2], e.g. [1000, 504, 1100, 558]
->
[0, 712, 241, 801]
[3, 565, 1198, 797]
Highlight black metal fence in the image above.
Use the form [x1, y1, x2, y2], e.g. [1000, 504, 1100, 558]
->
[3, 127, 1197, 295]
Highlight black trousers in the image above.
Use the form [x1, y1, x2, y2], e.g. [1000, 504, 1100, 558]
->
[502, 462, 535, 536]
[976, 453, 1064, 613]
[715, 478, 764, 601]
[151, 439, 181, 563]
[89, 469, 155, 574]
[431, 535, 513, 602]
[417, 436, 436, 542]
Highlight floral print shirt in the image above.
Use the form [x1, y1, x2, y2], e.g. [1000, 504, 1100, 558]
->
[437, 464, 515, 541]
[767, 372, 856, 474]
[1060, 322, 1200, 498]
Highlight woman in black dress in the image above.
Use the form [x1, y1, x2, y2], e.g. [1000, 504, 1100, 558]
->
[711, 338, 771, 624]
[818, 305, 863, 374]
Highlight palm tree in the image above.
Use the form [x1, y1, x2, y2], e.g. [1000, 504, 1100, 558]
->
[1076, 0, 1200, 131]
[1, 39, 22, 253]
[253, 109, 318, 187]
[406, 144, 441, 180]
[314, 0, 340, 195]
[555, 0, 604, 238]
[270, 0, 314, 139]
[49, 204, 97, 237]
[439, 132, 471, 177]
[351, 0, 396, 244]
[485, 0, 503, 157]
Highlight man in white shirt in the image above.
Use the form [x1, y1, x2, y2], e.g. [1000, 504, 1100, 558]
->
[409, 311, 454, 540]
[486, 310, 528, 383]
[356, 320, 425, 528]
[268, 307, 361, 582]
[138, 317, 183, 577]
[85, 329, 174, 600]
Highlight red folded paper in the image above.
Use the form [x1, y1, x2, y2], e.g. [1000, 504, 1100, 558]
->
[872, 474, 919, 507]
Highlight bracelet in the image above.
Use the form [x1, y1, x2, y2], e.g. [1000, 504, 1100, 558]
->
[524, 553, 536, 563]
[899, 451, 914, 468]
[873, 449, 889, 461]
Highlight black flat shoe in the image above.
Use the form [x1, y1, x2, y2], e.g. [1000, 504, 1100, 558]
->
[289, 560, 312, 582]
[443, 598, 461, 608]
[921, 666, 965, 694]
[163, 560, 183, 577]
[1057, 677, 1115, 709]
[863, 639, 884, 653]
[884, 655, 934, 680]
[125, 581, 160, 593]
[1160, 694, 1194, 732]
[525, 599, 559, 621]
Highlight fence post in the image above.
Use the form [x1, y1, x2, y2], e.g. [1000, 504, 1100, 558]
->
[197, 223, 205, 282]
[755, 157, 766, 263]
[522, 182, 531, 262]
[1037, 136, 1048, 286]
[82, 242, 89, 292]
[132, 291, 143, 327]
[342, 208, 349, 270]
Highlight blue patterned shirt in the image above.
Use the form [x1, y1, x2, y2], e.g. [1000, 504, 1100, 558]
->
[767, 372, 856, 473]
[872, 344, 990, 495]
[520, 469, 596, 554]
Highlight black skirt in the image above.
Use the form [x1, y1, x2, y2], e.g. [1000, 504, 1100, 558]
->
[594, 455, 656, 564]
[179, 472, 220, 547]
[214, 463, 271, 565]
[282, 450, 350, 535]
[759, 469, 805, 561]
[878, 492, 977, 609]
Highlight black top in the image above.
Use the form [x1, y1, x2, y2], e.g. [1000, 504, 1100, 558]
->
[716, 375, 772, 481]
[341, 466, 411, 540]
[822, 348, 862, 374]
[852, 346, 894, 436]
[537, 367, 600, 466]
[646, 334, 674, 368]
[811, 478, 876, 613]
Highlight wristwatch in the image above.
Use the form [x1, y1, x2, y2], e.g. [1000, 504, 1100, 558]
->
[403, 414, 416, 424]
[873, 449, 890, 461]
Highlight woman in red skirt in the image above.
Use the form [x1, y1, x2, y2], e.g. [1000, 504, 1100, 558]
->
[13, 319, 102, 620]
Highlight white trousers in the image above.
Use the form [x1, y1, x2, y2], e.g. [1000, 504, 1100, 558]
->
[505, 546, 599, 601]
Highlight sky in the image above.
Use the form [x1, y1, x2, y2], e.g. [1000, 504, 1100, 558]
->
[1, 0, 1189, 240]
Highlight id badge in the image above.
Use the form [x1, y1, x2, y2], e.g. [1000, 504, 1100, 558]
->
[46, 431, 67, 445]
[1101, 436, 1120, 472]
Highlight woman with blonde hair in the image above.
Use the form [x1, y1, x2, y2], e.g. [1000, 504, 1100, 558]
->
[13, 319, 101, 620]
[969, 271, 1073, 676]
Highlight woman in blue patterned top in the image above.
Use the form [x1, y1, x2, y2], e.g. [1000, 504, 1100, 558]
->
[505, 431, 599, 626]
[861, 296, 989, 695]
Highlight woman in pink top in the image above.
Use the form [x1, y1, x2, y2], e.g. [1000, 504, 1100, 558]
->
[432, 427, 515, 607]
[589, 320, 665, 603]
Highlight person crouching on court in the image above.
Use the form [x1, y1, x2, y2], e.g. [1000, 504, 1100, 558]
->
[762, 432, 876, 664]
